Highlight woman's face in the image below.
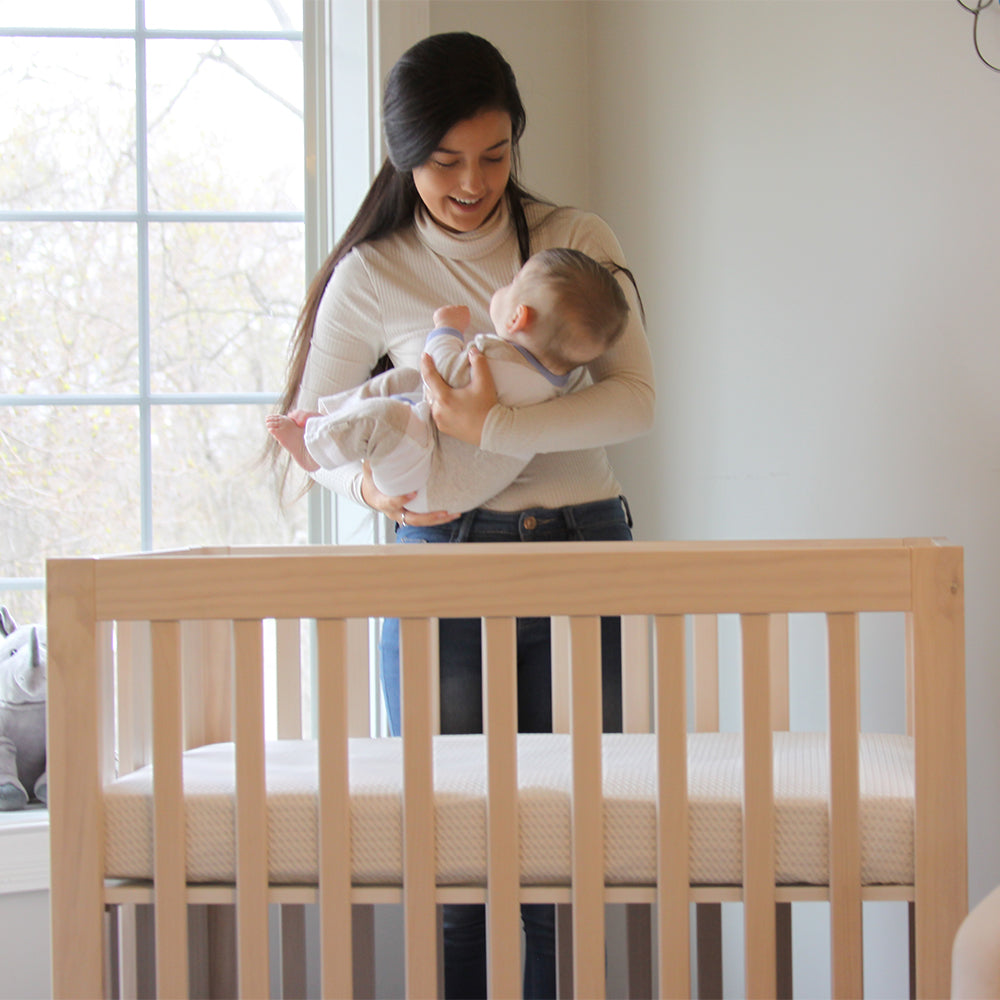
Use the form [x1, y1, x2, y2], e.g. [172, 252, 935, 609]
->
[412, 110, 513, 233]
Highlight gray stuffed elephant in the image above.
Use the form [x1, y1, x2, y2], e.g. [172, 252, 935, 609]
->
[0, 607, 47, 809]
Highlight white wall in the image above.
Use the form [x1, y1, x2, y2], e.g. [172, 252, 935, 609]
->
[588, 0, 1000, 879]
[431, 0, 1000, 995]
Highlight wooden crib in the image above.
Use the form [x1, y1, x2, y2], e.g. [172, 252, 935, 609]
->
[46, 538, 967, 999]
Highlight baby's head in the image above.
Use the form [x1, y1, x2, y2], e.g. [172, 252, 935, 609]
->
[489, 248, 630, 375]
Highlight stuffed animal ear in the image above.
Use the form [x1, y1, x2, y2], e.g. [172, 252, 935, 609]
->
[0, 607, 16, 638]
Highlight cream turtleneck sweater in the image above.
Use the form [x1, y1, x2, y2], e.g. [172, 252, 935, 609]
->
[298, 197, 655, 512]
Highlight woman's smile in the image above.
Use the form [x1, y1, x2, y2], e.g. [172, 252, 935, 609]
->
[412, 110, 513, 233]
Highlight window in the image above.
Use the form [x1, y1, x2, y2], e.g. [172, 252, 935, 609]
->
[1, 0, 375, 623]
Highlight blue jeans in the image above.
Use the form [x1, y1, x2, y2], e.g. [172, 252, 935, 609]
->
[379, 495, 633, 1000]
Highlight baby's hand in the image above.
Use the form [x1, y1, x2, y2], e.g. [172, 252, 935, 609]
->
[433, 304, 471, 333]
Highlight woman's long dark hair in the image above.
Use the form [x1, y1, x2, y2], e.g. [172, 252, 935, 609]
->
[273, 33, 537, 455]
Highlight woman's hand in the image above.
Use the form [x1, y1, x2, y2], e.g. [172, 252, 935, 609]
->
[421, 345, 498, 446]
[359, 462, 458, 527]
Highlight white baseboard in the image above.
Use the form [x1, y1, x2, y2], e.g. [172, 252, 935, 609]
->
[0, 807, 49, 895]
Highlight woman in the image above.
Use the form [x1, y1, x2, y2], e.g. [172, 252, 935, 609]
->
[275, 31, 655, 999]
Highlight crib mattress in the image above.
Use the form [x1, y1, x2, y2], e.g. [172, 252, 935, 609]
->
[104, 732, 914, 887]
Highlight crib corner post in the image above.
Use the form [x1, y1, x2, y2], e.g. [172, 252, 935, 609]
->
[46, 557, 106, 999]
[910, 544, 967, 998]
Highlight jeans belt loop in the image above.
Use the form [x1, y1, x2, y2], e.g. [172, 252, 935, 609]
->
[560, 502, 580, 539]
[619, 495, 634, 529]
[453, 508, 478, 543]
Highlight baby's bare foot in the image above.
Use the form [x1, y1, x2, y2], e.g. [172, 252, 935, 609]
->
[266, 414, 319, 472]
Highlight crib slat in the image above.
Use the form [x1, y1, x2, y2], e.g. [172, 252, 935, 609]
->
[117, 619, 153, 771]
[316, 617, 353, 1000]
[233, 619, 270, 998]
[399, 617, 439, 999]
[827, 612, 863, 998]
[569, 615, 606, 999]
[182, 620, 233, 748]
[740, 613, 776, 999]
[621, 614, 652, 733]
[654, 614, 691, 999]
[692, 614, 723, 999]
[483, 616, 521, 1000]
[692, 614, 719, 732]
[551, 615, 571, 733]
[98, 623, 116, 785]
[348, 617, 373, 738]
[622, 615, 653, 1000]
[768, 614, 794, 1000]
[275, 617, 302, 739]
[150, 620, 189, 999]
[768, 613, 790, 731]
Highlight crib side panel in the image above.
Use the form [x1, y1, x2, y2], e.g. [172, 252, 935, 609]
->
[49, 540, 964, 1000]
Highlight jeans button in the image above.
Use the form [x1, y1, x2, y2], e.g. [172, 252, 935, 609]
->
[522, 515, 537, 530]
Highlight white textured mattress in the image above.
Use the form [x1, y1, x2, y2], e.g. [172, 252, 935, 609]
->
[104, 732, 914, 887]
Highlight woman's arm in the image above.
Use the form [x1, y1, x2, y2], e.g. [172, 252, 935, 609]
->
[296, 252, 385, 505]
[424, 275, 653, 459]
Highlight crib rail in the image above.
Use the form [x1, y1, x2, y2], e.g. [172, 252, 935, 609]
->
[46, 539, 966, 999]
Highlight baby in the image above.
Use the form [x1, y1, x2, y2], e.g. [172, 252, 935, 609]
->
[267, 247, 629, 514]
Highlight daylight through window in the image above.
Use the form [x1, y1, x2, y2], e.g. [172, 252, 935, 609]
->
[1, 1, 314, 621]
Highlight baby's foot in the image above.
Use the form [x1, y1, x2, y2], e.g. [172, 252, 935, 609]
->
[266, 413, 319, 472]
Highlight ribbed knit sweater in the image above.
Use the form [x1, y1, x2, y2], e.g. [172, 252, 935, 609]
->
[298, 197, 655, 512]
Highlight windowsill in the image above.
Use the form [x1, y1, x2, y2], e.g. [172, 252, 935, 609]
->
[0, 805, 50, 895]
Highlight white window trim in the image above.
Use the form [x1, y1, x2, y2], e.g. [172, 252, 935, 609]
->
[0, 811, 50, 895]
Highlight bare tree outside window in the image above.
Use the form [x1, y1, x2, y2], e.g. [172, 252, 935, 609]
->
[1, 0, 309, 623]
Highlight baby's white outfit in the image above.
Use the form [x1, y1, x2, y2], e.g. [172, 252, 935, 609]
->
[304, 325, 586, 513]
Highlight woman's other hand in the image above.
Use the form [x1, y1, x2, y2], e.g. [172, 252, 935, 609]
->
[359, 461, 458, 527]
[421, 345, 498, 446]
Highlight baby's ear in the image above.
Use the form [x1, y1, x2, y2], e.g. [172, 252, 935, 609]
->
[509, 303, 535, 332]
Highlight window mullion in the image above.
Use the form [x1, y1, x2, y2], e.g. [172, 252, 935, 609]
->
[135, 0, 153, 551]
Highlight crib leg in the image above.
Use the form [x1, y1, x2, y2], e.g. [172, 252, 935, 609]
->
[695, 903, 723, 1000]
[106, 906, 120, 1000]
[625, 903, 653, 999]
[909, 901, 916, 1000]
[353, 905, 376, 1000]
[556, 903, 574, 998]
[280, 904, 307, 999]
[206, 905, 238, 999]
[776, 901, 793, 1000]
[136, 903, 156, 1000]
[188, 905, 211, 999]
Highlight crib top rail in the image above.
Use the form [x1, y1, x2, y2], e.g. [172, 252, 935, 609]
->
[47, 537, 952, 623]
